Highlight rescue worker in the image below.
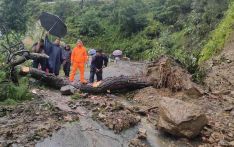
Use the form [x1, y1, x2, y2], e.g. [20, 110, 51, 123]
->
[62, 44, 71, 77]
[32, 39, 46, 71]
[44, 32, 63, 76]
[70, 39, 88, 84]
[89, 49, 108, 83]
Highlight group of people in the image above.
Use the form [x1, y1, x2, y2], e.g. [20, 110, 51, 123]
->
[32, 33, 108, 84]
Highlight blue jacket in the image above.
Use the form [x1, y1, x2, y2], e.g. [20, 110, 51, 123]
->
[44, 36, 63, 75]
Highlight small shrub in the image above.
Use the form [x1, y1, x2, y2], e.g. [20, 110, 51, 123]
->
[71, 93, 81, 100]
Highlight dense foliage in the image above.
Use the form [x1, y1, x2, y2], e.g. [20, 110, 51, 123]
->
[0, 0, 32, 103]
[199, 1, 234, 63]
[22, 0, 231, 82]
[37, 0, 229, 65]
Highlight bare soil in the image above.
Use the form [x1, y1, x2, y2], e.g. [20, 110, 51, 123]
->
[132, 86, 234, 146]
[205, 32, 234, 92]
[0, 95, 79, 147]
[1, 56, 234, 147]
[77, 95, 141, 134]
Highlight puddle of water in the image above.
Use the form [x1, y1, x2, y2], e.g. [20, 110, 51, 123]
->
[36, 95, 187, 147]
[36, 116, 136, 147]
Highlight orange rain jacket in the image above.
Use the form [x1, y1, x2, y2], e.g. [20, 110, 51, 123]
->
[71, 44, 88, 64]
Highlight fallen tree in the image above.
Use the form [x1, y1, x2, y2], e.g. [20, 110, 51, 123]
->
[9, 52, 49, 67]
[79, 76, 152, 93]
[19, 66, 69, 89]
[17, 56, 204, 96]
[7, 49, 49, 85]
[19, 66, 152, 93]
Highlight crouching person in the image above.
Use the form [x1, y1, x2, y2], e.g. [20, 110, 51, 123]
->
[89, 49, 108, 83]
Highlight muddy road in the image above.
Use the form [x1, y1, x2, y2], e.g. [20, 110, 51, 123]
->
[1, 60, 233, 147]
[34, 61, 177, 147]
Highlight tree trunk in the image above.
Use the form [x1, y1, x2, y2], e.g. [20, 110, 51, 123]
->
[79, 76, 152, 93]
[19, 66, 152, 93]
[19, 66, 69, 89]
[10, 53, 49, 67]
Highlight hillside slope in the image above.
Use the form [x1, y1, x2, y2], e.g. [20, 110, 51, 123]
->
[205, 32, 234, 92]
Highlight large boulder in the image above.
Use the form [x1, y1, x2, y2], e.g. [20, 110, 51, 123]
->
[60, 85, 76, 95]
[158, 97, 208, 138]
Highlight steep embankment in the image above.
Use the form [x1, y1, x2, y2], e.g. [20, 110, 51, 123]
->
[198, 1, 234, 92]
[205, 32, 234, 92]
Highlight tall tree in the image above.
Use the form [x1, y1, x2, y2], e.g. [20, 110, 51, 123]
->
[80, 0, 85, 9]
[0, 0, 29, 35]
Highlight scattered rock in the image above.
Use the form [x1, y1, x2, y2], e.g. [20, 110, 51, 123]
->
[0, 97, 66, 146]
[212, 90, 231, 95]
[229, 141, 234, 146]
[100, 111, 141, 133]
[158, 97, 208, 138]
[60, 85, 76, 95]
[184, 83, 204, 98]
[230, 91, 234, 97]
[63, 113, 79, 122]
[80, 93, 89, 98]
[218, 140, 229, 146]
[230, 110, 234, 116]
[224, 106, 234, 111]
[137, 128, 147, 140]
[67, 101, 77, 109]
[128, 138, 148, 147]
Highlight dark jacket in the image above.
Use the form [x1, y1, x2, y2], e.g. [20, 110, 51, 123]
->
[62, 49, 71, 63]
[44, 35, 63, 75]
[90, 54, 108, 71]
[32, 42, 44, 53]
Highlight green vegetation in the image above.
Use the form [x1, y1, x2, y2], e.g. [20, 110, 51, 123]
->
[199, 1, 234, 64]
[71, 93, 81, 100]
[0, 0, 32, 104]
[24, 0, 231, 67]
[40, 0, 228, 67]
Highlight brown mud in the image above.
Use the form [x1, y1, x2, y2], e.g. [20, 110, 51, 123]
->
[1, 58, 234, 147]
[0, 95, 79, 147]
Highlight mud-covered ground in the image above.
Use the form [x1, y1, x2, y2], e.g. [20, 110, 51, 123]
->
[0, 95, 79, 147]
[132, 87, 234, 146]
[1, 60, 234, 147]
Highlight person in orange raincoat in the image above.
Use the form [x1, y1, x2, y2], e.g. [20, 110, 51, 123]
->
[69, 40, 88, 84]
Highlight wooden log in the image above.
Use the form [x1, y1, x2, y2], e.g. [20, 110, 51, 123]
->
[19, 66, 152, 93]
[19, 66, 69, 89]
[9, 53, 49, 67]
[8, 52, 49, 84]
[79, 76, 152, 93]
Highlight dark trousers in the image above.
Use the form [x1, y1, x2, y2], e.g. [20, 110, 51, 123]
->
[63, 62, 71, 77]
[32, 59, 46, 71]
[89, 70, 103, 83]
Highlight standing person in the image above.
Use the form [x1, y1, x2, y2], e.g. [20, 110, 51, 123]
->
[114, 56, 120, 63]
[89, 49, 108, 83]
[70, 40, 88, 84]
[62, 44, 71, 77]
[32, 39, 46, 71]
[44, 33, 63, 76]
[87, 49, 96, 67]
